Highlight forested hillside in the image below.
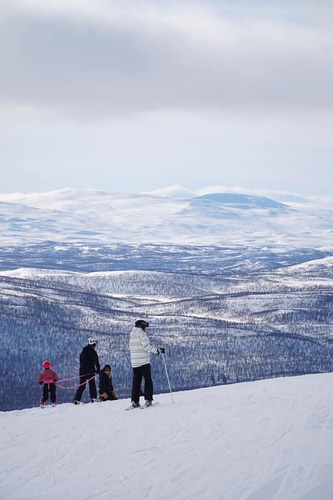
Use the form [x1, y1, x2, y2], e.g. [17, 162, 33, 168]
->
[1, 243, 332, 411]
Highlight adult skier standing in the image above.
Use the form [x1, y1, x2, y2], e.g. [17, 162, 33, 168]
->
[73, 338, 100, 404]
[129, 319, 165, 408]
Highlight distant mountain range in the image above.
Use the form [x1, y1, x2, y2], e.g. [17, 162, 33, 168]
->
[0, 189, 332, 246]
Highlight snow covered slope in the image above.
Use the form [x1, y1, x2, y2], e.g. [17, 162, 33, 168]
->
[1, 373, 332, 500]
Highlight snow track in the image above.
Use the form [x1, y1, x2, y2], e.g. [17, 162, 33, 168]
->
[1, 374, 333, 500]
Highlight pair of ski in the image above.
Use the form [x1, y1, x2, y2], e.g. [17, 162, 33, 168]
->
[125, 402, 159, 411]
[73, 399, 99, 405]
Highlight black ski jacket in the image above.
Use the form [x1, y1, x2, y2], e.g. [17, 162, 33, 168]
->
[79, 345, 100, 376]
[99, 368, 115, 396]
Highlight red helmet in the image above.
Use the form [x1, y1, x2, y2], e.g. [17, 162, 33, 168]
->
[42, 360, 52, 369]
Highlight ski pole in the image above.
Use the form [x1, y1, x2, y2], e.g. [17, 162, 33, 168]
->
[161, 352, 174, 404]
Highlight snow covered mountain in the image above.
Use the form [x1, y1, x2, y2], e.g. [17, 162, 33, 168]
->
[1, 373, 332, 500]
[0, 188, 332, 246]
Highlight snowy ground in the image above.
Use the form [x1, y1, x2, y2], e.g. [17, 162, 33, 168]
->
[1, 373, 333, 500]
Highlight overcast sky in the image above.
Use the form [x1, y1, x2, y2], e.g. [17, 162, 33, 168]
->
[0, 0, 332, 196]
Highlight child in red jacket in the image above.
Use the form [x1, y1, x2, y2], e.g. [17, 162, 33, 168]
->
[37, 360, 59, 407]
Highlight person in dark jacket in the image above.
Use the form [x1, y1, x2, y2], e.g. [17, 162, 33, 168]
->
[73, 338, 100, 404]
[99, 364, 117, 401]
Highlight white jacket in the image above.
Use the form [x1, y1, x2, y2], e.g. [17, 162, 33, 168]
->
[129, 327, 158, 368]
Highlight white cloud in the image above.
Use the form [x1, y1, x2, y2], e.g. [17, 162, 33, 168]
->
[144, 184, 196, 198]
[0, 1, 332, 196]
[1, 0, 332, 120]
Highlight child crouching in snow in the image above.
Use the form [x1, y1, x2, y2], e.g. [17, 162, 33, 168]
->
[37, 360, 59, 407]
[99, 364, 117, 401]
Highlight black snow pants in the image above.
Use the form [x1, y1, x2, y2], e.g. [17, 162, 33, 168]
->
[74, 373, 97, 401]
[131, 363, 153, 404]
[42, 383, 57, 404]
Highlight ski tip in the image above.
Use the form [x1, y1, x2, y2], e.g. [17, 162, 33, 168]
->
[125, 405, 140, 411]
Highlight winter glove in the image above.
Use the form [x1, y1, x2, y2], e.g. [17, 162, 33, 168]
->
[101, 392, 108, 400]
[157, 347, 165, 354]
[111, 390, 117, 400]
